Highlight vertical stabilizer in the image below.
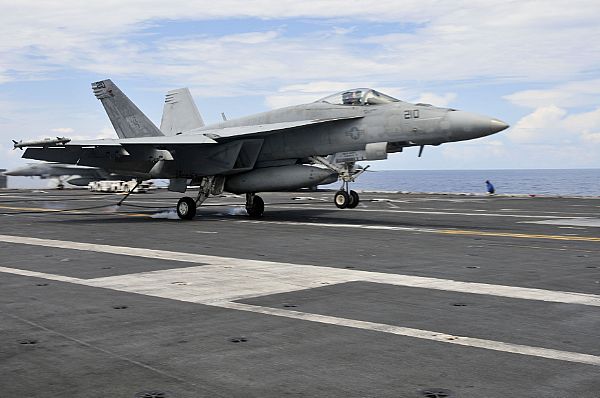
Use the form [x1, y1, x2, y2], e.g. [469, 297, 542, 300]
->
[160, 88, 204, 135]
[91, 80, 164, 138]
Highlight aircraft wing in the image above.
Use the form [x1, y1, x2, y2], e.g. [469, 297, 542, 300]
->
[21, 116, 362, 177]
[66, 134, 218, 146]
[24, 116, 361, 152]
[188, 116, 363, 139]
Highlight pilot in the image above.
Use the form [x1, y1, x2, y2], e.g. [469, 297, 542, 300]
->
[342, 90, 362, 105]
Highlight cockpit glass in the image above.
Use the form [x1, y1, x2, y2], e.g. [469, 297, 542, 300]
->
[317, 88, 400, 106]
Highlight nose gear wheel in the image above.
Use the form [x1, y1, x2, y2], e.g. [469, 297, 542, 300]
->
[347, 190, 360, 208]
[334, 190, 350, 208]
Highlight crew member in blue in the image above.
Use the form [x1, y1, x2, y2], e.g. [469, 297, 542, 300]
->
[485, 180, 495, 194]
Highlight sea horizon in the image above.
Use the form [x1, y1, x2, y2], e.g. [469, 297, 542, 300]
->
[323, 168, 600, 197]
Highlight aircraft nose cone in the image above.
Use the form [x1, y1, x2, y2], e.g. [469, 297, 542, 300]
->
[490, 118, 509, 133]
[2, 169, 18, 176]
[445, 111, 509, 141]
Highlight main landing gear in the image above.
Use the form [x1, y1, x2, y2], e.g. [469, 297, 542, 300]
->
[177, 197, 196, 220]
[175, 176, 266, 220]
[56, 176, 66, 190]
[176, 176, 215, 220]
[310, 156, 368, 210]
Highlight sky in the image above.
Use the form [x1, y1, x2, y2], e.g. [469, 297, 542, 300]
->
[1, 0, 600, 186]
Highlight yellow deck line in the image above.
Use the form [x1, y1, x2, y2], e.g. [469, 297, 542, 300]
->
[2, 205, 599, 242]
[438, 229, 600, 242]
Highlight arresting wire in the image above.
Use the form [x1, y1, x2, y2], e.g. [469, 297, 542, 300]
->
[0, 198, 175, 215]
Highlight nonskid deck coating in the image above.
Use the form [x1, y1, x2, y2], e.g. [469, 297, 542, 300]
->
[0, 189, 599, 397]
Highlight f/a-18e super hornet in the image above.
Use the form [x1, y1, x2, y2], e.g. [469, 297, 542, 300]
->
[18, 80, 508, 219]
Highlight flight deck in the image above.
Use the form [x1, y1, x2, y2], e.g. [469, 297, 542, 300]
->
[0, 189, 599, 397]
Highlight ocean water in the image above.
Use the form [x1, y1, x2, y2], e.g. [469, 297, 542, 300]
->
[323, 169, 600, 197]
[6, 169, 600, 197]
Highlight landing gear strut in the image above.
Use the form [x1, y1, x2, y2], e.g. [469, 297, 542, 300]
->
[56, 176, 66, 190]
[245, 193, 264, 218]
[176, 176, 215, 220]
[310, 156, 367, 209]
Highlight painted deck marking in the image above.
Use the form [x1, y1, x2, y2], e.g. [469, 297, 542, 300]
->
[524, 218, 600, 228]
[236, 220, 600, 243]
[0, 234, 599, 307]
[220, 302, 600, 367]
[0, 262, 599, 367]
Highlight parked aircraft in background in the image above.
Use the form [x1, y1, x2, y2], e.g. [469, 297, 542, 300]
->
[2, 162, 133, 189]
[17, 80, 508, 219]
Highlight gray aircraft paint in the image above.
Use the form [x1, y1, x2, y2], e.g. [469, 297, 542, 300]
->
[2, 163, 135, 186]
[92, 80, 164, 139]
[160, 88, 205, 135]
[20, 80, 508, 194]
[3, 163, 106, 179]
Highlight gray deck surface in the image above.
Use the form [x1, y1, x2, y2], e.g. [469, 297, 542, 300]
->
[0, 188, 599, 397]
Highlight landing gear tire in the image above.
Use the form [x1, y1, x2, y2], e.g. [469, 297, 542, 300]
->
[246, 195, 265, 218]
[347, 190, 360, 208]
[177, 197, 197, 220]
[334, 190, 350, 209]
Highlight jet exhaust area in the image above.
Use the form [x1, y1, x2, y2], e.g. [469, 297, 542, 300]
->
[0, 189, 599, 397]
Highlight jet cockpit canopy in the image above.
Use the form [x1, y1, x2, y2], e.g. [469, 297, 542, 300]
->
[317, 88, 400, 106]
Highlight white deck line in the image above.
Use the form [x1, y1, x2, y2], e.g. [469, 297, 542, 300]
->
[1, 234, 599, 307]
[220, 302, 600, 367]
[1, 211, 600, 368]
[0, 260, 599, 366]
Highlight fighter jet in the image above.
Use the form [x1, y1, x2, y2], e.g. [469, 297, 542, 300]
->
[2, 162, 133, 189]
[18, 80, 508, 219]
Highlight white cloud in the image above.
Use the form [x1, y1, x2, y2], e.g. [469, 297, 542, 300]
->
[2, 1, 600, 89]
[50, 127, 75, 134]
[265, 81, 377, 108]
[507, 105, 568, 144]
[265, 94, 322, 109]
[1, 1, 600, 170]
[279, 81, 371, 94]
[508, 105, 600, 147]
[582, 131, 600, 144]
[94, 127, 119, 139]
[441, 138, 508, 165]
[504, 80, 600, 109]
[502, 79, 600, 165]
[414, 92, 456, 107]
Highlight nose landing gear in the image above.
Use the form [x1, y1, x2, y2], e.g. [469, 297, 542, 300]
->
[334, 181, 360, 209]
[310, 156, 367, 209]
